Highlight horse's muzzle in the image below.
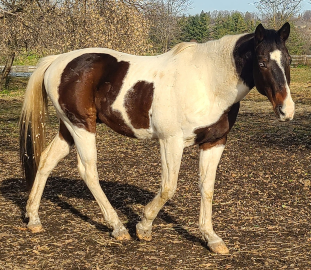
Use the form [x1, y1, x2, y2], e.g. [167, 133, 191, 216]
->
[275, 101, 295, 122]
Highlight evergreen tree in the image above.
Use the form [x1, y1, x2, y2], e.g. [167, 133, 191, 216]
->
[178, 12, 211, 43]
[286, 22, 305, 55]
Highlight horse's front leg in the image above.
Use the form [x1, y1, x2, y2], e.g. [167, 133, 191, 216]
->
[136, 136, 183, 241]
[199, 140, 229, 254]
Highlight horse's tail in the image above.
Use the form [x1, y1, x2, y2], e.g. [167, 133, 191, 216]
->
[19, 55, 59, 191]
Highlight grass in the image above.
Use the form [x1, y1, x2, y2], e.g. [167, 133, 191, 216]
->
[0, 78, 28, 98]
[12, 52, 42, 66]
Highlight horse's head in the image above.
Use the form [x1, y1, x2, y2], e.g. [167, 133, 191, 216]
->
[253, 23, 295, 121]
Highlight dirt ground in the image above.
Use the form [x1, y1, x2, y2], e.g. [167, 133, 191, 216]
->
[0, 75, 310, 269]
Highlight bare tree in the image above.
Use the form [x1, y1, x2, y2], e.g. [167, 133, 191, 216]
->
[302, 10, 311, 21]
[255, 0, 303, 28]
[144, 0, 192, 52]
[0, 0, 151, 90]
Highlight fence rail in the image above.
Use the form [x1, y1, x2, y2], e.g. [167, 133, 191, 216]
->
[0, 56, 310, 78]
[0, 65, 36, 73]
[291, 55, 311, 67]
[0, 65, 36, 77]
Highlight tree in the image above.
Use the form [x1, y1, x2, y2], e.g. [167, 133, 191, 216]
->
[302, 10, 311, 21]
[0, 0, 151, 90]
[143, 0, 191, 52]
[211, 11, 258, 39]
[230, 12, 248, 33]
[255, 0, 303, 28]
[286, 22, 305, 54]
[178, 12, 211, 43]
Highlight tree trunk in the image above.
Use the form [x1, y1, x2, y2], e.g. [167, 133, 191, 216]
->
[0, 52, 15, 91]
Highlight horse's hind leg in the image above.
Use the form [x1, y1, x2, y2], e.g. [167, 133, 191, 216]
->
[26, 122, 73, 232]
[136, 137, 183, 241]
[72, 127, 131, 240]
[77, 153, 86, 181]
[198, 141, 229, 254]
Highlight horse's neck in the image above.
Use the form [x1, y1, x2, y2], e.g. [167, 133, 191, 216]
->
[215, 33, 255, 105]
[232, 33, 255, 90]
[198, 34, 254, 106]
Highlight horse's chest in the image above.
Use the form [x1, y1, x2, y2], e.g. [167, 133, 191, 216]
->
[193, 102, 240, 147]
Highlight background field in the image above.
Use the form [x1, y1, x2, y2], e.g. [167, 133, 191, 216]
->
[0, 67, 310, 269]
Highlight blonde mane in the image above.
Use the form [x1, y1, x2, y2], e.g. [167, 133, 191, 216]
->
[171, 42, 196, 56]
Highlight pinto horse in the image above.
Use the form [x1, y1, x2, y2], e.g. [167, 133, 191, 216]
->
[20, 23, 294, 254]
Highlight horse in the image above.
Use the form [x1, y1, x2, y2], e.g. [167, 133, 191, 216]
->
[19, 23, 294, 254]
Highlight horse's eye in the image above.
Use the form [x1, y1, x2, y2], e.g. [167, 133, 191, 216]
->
[259, 62, 266, 68]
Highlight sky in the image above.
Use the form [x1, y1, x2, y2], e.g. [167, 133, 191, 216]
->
[188, 0, 311, 15]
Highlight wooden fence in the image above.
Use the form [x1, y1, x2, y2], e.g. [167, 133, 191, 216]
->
[0, 65, 36, 73]
[0, 65, 36, 77]
[291, 55, 311, 67]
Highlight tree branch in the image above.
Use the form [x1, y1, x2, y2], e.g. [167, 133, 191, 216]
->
[0, 7, 17, 16]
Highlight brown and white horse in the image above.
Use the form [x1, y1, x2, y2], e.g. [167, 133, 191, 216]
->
[20, 23, 294, 254]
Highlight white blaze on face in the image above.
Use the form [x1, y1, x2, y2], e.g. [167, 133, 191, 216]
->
[270, 50, 295, 121]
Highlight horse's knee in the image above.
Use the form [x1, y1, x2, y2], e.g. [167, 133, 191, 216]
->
[160, 185, 176, 200]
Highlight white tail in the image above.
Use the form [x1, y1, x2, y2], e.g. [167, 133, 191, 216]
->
[19, 55, 59, 190]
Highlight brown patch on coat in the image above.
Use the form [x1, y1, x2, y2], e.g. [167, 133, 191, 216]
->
[275, 91, 288, 105]
[263, 87, 288, 117]
[194, 102, 240, 150]
[124, 81, 154, 129]
[58, 53, 135, 137]
[272, 91, 288, 117]
[199, 137, 227, 151]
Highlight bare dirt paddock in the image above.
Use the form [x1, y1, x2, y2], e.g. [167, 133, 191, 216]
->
[0, 69, 310, 269]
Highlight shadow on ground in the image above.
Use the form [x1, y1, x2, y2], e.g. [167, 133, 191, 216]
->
[0, 176, 205, 246]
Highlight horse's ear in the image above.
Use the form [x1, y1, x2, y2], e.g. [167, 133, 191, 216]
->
[255, 24, 265, 44]
[278, 22, 290, 41]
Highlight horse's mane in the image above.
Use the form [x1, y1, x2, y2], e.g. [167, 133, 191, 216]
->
[171, 42, 196, 56]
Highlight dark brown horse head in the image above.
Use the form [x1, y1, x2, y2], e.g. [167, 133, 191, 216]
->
[253, 22, 295, 121]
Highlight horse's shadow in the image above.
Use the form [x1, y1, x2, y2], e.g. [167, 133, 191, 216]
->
[0, 177, 205, 246]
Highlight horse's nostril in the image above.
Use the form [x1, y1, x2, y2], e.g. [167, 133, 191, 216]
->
[277, 105, 285, 116]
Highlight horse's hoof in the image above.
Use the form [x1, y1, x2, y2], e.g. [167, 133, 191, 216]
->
[27, 224, 44, 233]
[208, 240, 229, 254]
[136, 223, 152, 241]
[111, 227, 131, 241]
